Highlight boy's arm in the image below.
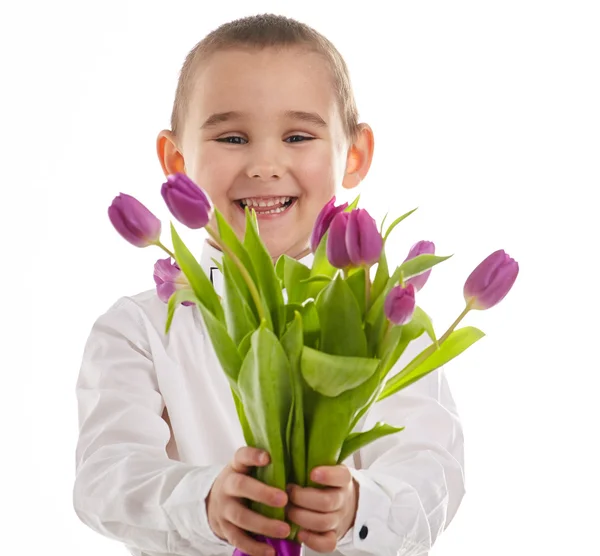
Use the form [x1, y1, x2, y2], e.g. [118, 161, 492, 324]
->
[337, 334, 466, 556]
[73, 297, 230, 556]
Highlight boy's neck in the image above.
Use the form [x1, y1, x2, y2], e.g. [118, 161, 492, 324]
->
[207, 238, 311, 262]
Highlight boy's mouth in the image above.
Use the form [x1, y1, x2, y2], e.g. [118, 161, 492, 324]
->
[235, 196, 297, 216]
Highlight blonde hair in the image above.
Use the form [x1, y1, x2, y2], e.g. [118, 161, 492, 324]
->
[170, 13, 360, 143]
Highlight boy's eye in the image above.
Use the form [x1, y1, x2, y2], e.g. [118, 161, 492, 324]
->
[285, 135, 314, 143]
[216, 136, 248, 144]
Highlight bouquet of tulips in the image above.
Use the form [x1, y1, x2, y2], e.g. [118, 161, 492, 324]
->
[108, 173, 518, 555]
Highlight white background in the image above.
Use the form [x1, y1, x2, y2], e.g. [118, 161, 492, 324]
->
[2, 0, 598, 554]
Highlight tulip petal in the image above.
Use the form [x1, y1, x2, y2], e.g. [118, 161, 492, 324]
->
[464, 250, 519, 310]
[326, 212, 351, 268]
[108, 193, 161, 247]
[161, 173, 212, 229]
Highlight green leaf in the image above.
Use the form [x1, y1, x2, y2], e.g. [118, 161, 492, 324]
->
[214, 210, 258, 284]
[300, 300, 320, 349]
[304, 361, 381, 484]
[371, 249, 389, 308]
[280, 312, 306, 486]
[167, 289, 241, 388]
[170, 223, 224, 322]
[346, 267, 367, 318]
[383, 207, 418, 243]
[243, 207, 283, 335]
[411, 306, 437, 347]
[231, 388, 254, 446]
[398, 254, 452, 282]
[366, 253, 452, 331]
[377, 318, 425, 380]
[238, 329, 253, 360]
[316, 275, 367, 357]
[378, 326, 485, 401]
[346, 193, 361, 211]
[338, 422, 405, 464]
[301, 346, 380, 397]
[379, 212, 389, 236]
[222, 256, 258, 345]
[299, 274, 332, 285]
[306, 231, 338, 300]
[238, 323, 291, 520]
[275, 254, 286, 283]
[280, 255, 311, 303]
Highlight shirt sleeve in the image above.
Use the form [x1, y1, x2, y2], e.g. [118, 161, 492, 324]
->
[73, 297, 231, 556]
[336, 333, 466, 556]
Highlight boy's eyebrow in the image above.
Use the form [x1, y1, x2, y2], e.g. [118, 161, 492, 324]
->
[200, 111, 243, 129]
[284, 110, 327, 127]
[200, 110, 327, 129]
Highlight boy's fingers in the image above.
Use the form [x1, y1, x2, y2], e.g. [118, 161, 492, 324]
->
[221, 522, 275, 556]
[232, 447, 270, 473]
[287, 505, 338, 532]
[288, 485, 343, 512]
[298, 529, 338, 553]
[225, 503, 291, 539]
[310, 465, 351, 487]
[224, 473, 288, 508]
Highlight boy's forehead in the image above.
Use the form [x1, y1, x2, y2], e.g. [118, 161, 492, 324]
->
[188, 47, 338, 119]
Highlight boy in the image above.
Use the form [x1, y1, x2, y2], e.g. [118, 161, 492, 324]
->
[73, 14, 465, 556]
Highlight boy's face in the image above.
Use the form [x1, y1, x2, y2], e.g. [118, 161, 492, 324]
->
[164, 47, 360, 260]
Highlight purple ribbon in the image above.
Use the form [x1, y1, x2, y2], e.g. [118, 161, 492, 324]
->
[233, 536, 302, 556]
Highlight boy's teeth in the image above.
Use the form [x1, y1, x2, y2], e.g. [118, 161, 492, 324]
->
[241, 196, 291, 208]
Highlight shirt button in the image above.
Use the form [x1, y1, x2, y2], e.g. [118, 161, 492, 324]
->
[359, 525, 369, 540]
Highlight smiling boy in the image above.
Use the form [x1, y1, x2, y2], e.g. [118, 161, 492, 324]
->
[74, 14, 465, 556]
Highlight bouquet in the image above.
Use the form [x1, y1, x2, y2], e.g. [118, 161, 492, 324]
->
[108, 173, 519, 555]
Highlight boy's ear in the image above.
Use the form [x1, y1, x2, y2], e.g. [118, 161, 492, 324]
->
[156, 130, 186, 176]
[342, 123, 375, 190]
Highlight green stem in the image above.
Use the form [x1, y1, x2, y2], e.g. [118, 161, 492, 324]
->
[438, 300, 474, 345]
[155, 241, 176, 260]
[204, 225, 266, 322]
[364, 264, 371, 313]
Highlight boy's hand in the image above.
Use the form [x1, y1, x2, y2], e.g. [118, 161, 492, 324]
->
[286, 465, 359, 554]
[206, 447, 290, 556]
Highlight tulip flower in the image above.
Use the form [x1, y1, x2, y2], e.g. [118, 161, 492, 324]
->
[153, 258, 194, 306]
[346, 209, 383, 267]
[161, 172, 212, 229]
[326, 211, 352, 269]
[326, 209, 383, 269]
[384, 283, 416, 325]
[403, 240, 436, 291]
[464, 249, 519, 310]
[108, 193, 161, 248]
[310, 196, 348, 252]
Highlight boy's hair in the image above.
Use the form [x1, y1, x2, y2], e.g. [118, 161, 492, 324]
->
[170, 13, 360, 144]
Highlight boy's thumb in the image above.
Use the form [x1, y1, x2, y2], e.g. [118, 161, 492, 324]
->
[231, 446, 270, 473]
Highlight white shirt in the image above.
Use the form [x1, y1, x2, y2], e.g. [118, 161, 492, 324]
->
[73, 240, 465, 556]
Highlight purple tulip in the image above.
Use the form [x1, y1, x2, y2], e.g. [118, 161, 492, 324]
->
[384, 283, 416, 325]
[326, 211, 352, 268]
[153, 257, 194, 306]
[108, 193, 162, 248]
[310, 196, 348, 252]
[233, 537, 302, 556]
[403, 240, 436, 291]
[463, 249, 519, 310]
[161, 172, 212, 229]
[346, 208, 383, 267]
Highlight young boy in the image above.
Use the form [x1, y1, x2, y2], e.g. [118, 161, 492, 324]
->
[73, 14, 465, 556]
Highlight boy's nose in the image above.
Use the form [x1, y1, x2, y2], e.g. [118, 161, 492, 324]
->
[246, 148, 285, 180]
[247, 163, 282, 180]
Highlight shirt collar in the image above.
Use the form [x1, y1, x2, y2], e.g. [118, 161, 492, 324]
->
[199, 239, 315, 294]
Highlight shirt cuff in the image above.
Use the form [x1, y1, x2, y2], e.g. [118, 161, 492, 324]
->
[336, 468, 428, 556]
[162, 463, 232, 554]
